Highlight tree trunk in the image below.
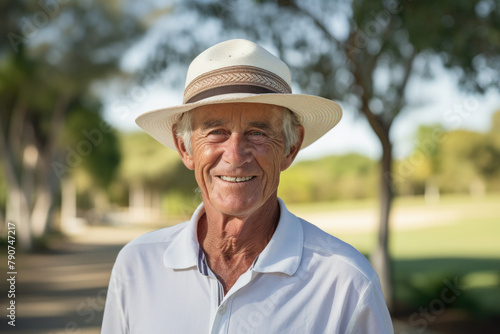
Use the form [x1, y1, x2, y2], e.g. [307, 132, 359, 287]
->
[425, 177, 440, 205]
[60, 176, 82, 234]
[7, 186, 33, 250]
[30, 147, 59, 238]
[0, 103, 34, 250]
[1, 95, 68, 250]
[31, 182, 54, 237]
[61, 177, 77, 224]
[32, 95, 70, 236]
[371, 138, 394, 311]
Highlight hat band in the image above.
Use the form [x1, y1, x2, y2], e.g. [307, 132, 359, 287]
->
[185, 85, 277, 103]
[183, 65, 291, 104]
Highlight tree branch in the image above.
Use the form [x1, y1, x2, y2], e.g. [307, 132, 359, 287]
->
[41, 95, 70, 165]
[345, 28, 389, 145]
[389, 50, 417, 128]
[276, 0, 341, 48]
[8, 97, 27, 160]
[0, 116, 19, 192]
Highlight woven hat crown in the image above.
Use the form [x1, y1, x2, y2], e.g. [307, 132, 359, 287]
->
[183, 39, 293, 104]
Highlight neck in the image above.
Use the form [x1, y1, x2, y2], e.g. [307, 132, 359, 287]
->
[197, 196, 280, 292]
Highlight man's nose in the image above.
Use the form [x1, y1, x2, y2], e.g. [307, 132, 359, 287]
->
[222, 134, 252, 167]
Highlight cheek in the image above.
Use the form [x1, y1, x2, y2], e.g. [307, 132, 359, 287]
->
[258, 146, 285, 181]
[193, 146, 220, 181]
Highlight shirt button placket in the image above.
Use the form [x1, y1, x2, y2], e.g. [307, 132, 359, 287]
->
[211, 299, 232, 334]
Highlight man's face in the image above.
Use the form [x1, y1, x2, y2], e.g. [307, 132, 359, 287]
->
[176, 103, 301, 218]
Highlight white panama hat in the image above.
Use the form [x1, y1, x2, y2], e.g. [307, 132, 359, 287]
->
[135, 39, 342, 151]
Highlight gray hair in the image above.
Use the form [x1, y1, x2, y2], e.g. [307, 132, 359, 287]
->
[175, 107, 301, 155]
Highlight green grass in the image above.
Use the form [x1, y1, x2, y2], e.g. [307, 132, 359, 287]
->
[391, 217, 500, 258]
[290, 193, 500, 315]
[333, 216, 500, 259]
[288, 192, 500, 214]
[290, 193, 500, 258]
[287, 197, 379, 212]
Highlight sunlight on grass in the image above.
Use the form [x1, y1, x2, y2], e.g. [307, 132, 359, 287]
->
[390, 217, 500, 258]
[307, 193, 500, 258]
[308, 193, 500, 315]
[288, 197, 379, 213]
[463, 271, 500, 288]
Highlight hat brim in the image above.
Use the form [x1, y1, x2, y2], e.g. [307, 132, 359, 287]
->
[135, 93, 342, 151]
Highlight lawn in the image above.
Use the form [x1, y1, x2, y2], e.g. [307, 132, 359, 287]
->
[288, 193, 500, 258]
[289, 193, 500, 319]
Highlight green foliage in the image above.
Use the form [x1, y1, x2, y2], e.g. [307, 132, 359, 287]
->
[0, 159, 6, 212]
[471, 110, 500, 178]
[161, 191, 202, 218]
[471, 141, 500, 178]
[59, 104, 121, 187]
[394, 269, 500, 317]
[401, 0, 500, 93]
[395, 111, 500, 196]
[118, 131, 198, 193]
[435, 130, 483, 193]
[119, 132, 179, 182]
[0, 1, 145, 243]
[279, 153, 378, 203]
[0, 49, 63, 156]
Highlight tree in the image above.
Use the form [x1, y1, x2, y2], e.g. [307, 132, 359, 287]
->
[469, 110, 500, 190]
[401, 125, 444, 201]
[279, 153, 377, 203]
[439, 130, 485, 194]
[118, 132, 199, 221]
[397, 112, 500, 197]
[0, 1, 143, 250]
[141, 0, 500, 308]
[56, 105, 122, 229]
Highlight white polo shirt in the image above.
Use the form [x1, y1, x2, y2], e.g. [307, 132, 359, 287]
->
[101, 199, 393, 334]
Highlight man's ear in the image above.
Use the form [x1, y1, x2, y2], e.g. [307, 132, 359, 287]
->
[173, 125, 195, 170]
[281, 125, 304, 171]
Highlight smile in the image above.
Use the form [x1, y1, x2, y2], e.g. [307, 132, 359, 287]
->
[218, 176, 255, 183]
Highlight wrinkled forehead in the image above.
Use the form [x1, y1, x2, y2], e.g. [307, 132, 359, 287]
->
[189, 103, 284, 128]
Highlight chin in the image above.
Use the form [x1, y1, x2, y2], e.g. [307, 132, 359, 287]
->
[212, 195, 262, 217]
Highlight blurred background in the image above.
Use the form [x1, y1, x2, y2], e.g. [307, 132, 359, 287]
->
[1, 0, 499, 333]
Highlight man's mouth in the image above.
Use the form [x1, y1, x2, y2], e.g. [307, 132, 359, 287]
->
[218, 176, 255, 183]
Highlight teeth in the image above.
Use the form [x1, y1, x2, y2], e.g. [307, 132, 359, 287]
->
[220, 176, 254, 182]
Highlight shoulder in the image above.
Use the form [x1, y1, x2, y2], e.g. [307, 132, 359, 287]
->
[299, 218, 376, 281]
[127, 221, 188, 247]
[113, 222, 189, 265]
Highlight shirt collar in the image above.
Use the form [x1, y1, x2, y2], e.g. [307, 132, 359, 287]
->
[252, 198, 303, 276]
[163, 203, 205, 269]
[163, 198, 303, 276]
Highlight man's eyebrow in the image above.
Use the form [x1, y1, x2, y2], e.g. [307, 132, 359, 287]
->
[201, 119, 226, 129]
[201, 120, 272, 131]
[248, 121, 272, 131]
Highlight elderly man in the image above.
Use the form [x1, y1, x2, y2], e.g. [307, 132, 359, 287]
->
[102, 39, 393, 333]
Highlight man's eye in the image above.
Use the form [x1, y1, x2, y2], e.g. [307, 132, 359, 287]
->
[209, 130, 224, 135]
[249, 131, 264, 136]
